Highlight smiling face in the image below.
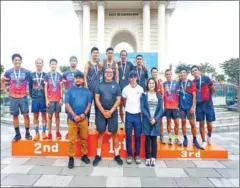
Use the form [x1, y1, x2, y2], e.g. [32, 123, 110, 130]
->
[148, 79, 156, 92]
[191, 67, 200, 78]
[151, 69, 158, 80]
[105, 68, 113, 81]
[13, 56, 22, 69]
[91, 50, 99, 60]
[74, 76, 84, 86]
[106, 50, 114, 60]
[70, 58, 77, 68]
[35, 58, 43, 70]
[165, 70, 172, 81]
[50, 61, 57, 72]
[121, 51, 127, 62]
[136, 56, 143, 66]
[180, 70, 188, 81]
[129, 74, 137, 85]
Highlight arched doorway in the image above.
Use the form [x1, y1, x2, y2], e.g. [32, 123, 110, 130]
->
[110, 30, 137, 52]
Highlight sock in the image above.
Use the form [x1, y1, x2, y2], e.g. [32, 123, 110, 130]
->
[25, 127, 30, 134]
[208, 133, 211, 137]
[114, 148, 119, 156]
[34, 125, 39, 134]
[97, 148, 101, 156]
[174, 135, 178, 140]
[193, 136, 196, 141]
[184, 135, 187, 140]
[42, 125, 47, 133]
[15, 127, 20, 135]
[168, 133, 172, 139]
[202, 139, 206, 142]
[160, 135, 164, 140]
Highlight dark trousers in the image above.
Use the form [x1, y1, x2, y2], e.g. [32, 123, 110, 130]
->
[125, 112, 142, 157]
[145, 135, 157, 159]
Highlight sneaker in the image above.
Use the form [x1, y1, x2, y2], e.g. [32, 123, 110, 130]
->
[33, 134, 40, 141]
[160, 136, 166, 144]
[200, 141, 207, 150]
[151, 158, 156, 167]
[168, 138, 173, 145]
[135, 156, 141, 164]
[13, 134, 21, 142]
[126, 156, 133, 164]
[114, 155, 123, 165]
[25, 132, 32, 140]
[174, 138, 182, 146]
[207, 136, 212, 145]
[193, 139, 201, 149]
[93, 155, 101, 166]
[42, 132, 47, 140]
[183, 138, 188, 147]
[68, 157, 74, 169]
[65, 133, 68, 140]
[56, 131, 62, 139]
[47, 133, 52, 140]
[145, 159, 151, 167]
[81, 155, 90, 164]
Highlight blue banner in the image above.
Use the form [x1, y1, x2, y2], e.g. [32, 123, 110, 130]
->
[90, 52, 158, 76]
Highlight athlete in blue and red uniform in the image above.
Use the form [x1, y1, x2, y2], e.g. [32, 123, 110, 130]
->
[191, 65, 216, 149]
[1, 53, 32, 141]
[63, 56, 82, 139]
[178, 68, 201, 149]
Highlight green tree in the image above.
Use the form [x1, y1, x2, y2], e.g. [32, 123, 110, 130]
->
[215, 74, 225, 82]
[0, 64, 4, 75]
[175, 62, 192, 74]
[59, 65, 70, 73]
[198, 62, 216, 75]
[220, 58, 239, 85]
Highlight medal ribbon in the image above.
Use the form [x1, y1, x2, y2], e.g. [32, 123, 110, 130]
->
[121, 61, 127, 79]
[36, 72, 43, 87]
[51, 72, 58, 88]
[14, 69, 21, 82]
[181, 80, 188, 99]
[136, 67, 142, 81]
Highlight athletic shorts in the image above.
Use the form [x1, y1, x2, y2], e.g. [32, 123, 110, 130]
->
[196, 102, 216, 122]
[31, 98, 46, 113]
[96, 109, 118, 133]
[179, 109, 195, 120]
[46, 101, 62, 114]
[10, 96, 29, 116]
[165, 109, 179, 119]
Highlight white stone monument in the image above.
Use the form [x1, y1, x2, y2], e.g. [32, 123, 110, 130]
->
[72, 1, 176, 72]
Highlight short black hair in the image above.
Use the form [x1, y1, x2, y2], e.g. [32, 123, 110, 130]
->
[49, 58, 58, 64]
[106, 47, 114, 53]
[151, 67, 158, 73]
[120, 50, 127, 57]
[146, 78, 158, 92]
[11, 53, 22, 61]
[136, 54, 143, 59]
[91, 47, 99, 53]
[191, 65, 199, 71]
[165, 69, 171, 73]
[179, 67, 188, 73]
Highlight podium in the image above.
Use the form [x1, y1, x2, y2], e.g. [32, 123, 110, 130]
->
[12, 130, 228, 159]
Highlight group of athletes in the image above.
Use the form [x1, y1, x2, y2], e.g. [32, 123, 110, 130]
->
[1, 47, 216, 169]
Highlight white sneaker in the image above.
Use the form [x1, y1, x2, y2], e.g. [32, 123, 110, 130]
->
[145, 159, 150, 166]
[151, 158, 156, 167]
[207, 136, 212, 145]
[200, 141, 207, 150]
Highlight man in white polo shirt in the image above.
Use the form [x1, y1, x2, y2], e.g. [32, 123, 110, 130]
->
[122, 71, 144, 164]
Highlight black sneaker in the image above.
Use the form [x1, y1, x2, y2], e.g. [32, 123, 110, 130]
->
[93, 155, 101, 166]
[25, 132, 32, 140]
[68, 157, 74, 169]
[114, 155, 123, 165]
[81, 155, 90, 164]
[13, 134, 21, 142]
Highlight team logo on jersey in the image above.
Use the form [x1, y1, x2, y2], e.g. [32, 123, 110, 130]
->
[112, 85, 115, 89]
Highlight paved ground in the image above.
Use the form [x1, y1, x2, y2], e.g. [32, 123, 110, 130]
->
[1, 123, 239, 187]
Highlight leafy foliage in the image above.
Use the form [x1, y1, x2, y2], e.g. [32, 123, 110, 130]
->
[220, 58, 239, 85]
[0, 64, 4, 75]
[198, 62, 216, 75]
[59, 65, 70, 73]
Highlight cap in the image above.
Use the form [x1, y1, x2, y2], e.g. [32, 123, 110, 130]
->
[69, 56, 78, 62]
[74, 71, 84, 78]
[128, 71, 138, 78]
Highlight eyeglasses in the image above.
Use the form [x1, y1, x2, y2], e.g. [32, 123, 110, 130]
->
[129, 75, 137, 78]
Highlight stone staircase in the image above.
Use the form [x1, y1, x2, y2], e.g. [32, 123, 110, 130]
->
[1, 106, 239, 133]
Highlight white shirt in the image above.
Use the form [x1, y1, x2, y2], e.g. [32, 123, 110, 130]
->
[122, 84, 144, 114]
[147, 92, 158, 118]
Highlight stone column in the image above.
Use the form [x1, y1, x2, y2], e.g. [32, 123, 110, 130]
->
[97, 1, 105, 53]
[165, 10, 171, 69]
[157, 1, 166, 72]
[77, 9, 83, 71]
[82, 1, 91, 66]
[142, 1, 150, 52]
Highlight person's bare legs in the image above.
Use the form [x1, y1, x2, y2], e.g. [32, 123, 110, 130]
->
[167, 118, 172, 145]
[160, 118, 165, 143]
[189, 118, 201, 149]
[199, 121, 205, 142]
[41, 112, 47, 138]
[33, 112, 40, 140]
[173, 118, 182, 145]
[181, 118, 188, 146]
[23, 114, 32, 139]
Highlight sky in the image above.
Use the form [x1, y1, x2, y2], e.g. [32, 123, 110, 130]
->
[1, 1, 239, 73]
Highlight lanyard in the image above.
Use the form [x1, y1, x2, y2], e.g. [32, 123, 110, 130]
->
[168, 80, 173, 93]
[181, 80, 188, 97]
[14, 69, 21, 82]
[93, 63, 99, 76]
[198, 75, 202, 92]
[51, 72, 58, 87]
[36, 72, 43, 86]
[121, 61, 127, 76]
[137, 67, 142, 80]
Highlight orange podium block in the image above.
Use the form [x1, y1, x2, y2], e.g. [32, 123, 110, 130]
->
[12, 130, 228, 159]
